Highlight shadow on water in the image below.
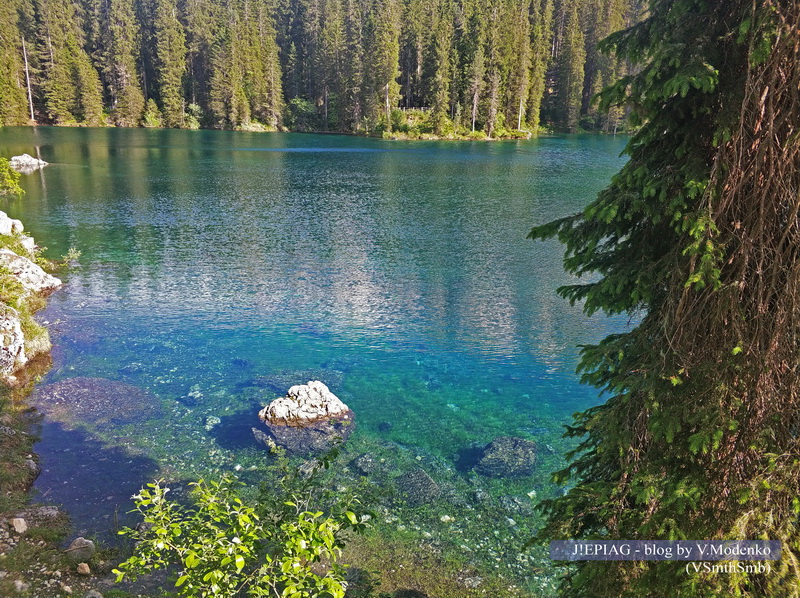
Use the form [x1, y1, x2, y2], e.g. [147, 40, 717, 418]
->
[33, 420, 160, 542]
[454, 445, 484, 473]
[208, 407, 265, 451]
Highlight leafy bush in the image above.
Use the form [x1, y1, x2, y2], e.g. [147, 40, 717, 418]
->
[0, 159, 24, 196]
[114, 456, 368, 597]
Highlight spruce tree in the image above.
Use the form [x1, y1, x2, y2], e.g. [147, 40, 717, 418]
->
[531, 1, 800, 596]
[425, 0, 453, 134]
[555, 0, 584, 131]
[103, 0, 145, 126]
[36, 0, 104, 124]
[365, 0, 400, 132]
[152, 0, 186, 127]
[340, 0, 363, 129]
[526, 0, 553, 133]
[0, 0, 31, 126]
[505, 0, 532, 131]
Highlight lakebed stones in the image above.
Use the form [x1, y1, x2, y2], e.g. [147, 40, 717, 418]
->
[31, 377, 161, 427]
[473, 436, 537, 478]
[394, 469, 441, 506]
[9, 154, 48, 174]
[256, 381, 354, 454]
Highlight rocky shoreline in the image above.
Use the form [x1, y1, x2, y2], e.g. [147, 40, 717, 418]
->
[0, 212, 109, 597]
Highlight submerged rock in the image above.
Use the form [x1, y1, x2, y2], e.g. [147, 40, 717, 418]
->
[352, 453, 378, 475]
[473, 436, 537, 478]
[394, 469, 441, 506]
[31, 377, 162, 426]
[0, 249, 62, 295]
[9, 154, 48, 174]
[256, 380, 354, 454]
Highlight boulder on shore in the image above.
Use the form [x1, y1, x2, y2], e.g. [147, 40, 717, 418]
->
[256, 380, 354, 454]
[473, 436, 537, 478]
[0, 249, 62, 295]
[9, 154, 48, 174]
[0, 306, 27, 374]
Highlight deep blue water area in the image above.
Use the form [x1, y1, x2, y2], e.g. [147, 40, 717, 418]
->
[0, 127, 628, 592]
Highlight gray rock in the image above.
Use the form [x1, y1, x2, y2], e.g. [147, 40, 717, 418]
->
[66, 537, 95, 563]
[499, 495, 535, 515]
[473, 436, 537, 478]
[473, 488, 490, 503]
[84, 591, 104, 598]
[252, 427, 276, 450]
[0, 248, 62, 295]
[257, 381, 355, 455]
[394, 469, 440, 506]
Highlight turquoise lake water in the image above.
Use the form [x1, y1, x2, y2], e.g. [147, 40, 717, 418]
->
[0, 127, 628, 592]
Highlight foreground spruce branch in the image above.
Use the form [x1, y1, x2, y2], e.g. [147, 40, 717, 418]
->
[530, 1, 800, 596]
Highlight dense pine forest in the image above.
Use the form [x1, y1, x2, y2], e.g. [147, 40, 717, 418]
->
[0, 0, 642, 136]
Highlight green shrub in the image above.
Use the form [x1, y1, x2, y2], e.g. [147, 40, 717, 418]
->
[114, 469, 368, 597]
[142, 99, 163, 128]
[0, 159, 24, 196]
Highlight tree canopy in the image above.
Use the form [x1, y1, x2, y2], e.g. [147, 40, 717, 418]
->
[530, 0, 800, 595]
[0, 0, 643, 134]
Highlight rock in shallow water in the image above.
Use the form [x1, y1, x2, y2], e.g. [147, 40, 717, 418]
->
[9, 154, 48, 174]
[256, 381, 354, 455]
[473, 436, 537, 478]
[394, 469, 440, 506]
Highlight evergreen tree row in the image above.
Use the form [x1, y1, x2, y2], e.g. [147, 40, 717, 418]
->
[0, 0, 643, 135]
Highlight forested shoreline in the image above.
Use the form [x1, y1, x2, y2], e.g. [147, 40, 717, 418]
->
[0, 0, 641, 137]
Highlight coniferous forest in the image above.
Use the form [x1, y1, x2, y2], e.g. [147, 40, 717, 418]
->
[0, 0, 643, 136]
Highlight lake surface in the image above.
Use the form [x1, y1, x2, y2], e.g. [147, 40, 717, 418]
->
[0, 127, 628, 592]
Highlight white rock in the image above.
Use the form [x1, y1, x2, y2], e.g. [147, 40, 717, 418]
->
[0, 306, 26, 373]
[19, 236, 35, 254]
[10, 517, 27, 534]
[0, 212, 16, 236]
[0, 248, 62, 294]
[9, 154, 48, 174]
[259, 381, 351, 424]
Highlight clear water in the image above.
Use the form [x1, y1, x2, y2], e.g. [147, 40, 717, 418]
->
[0, 127, 628, 589]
